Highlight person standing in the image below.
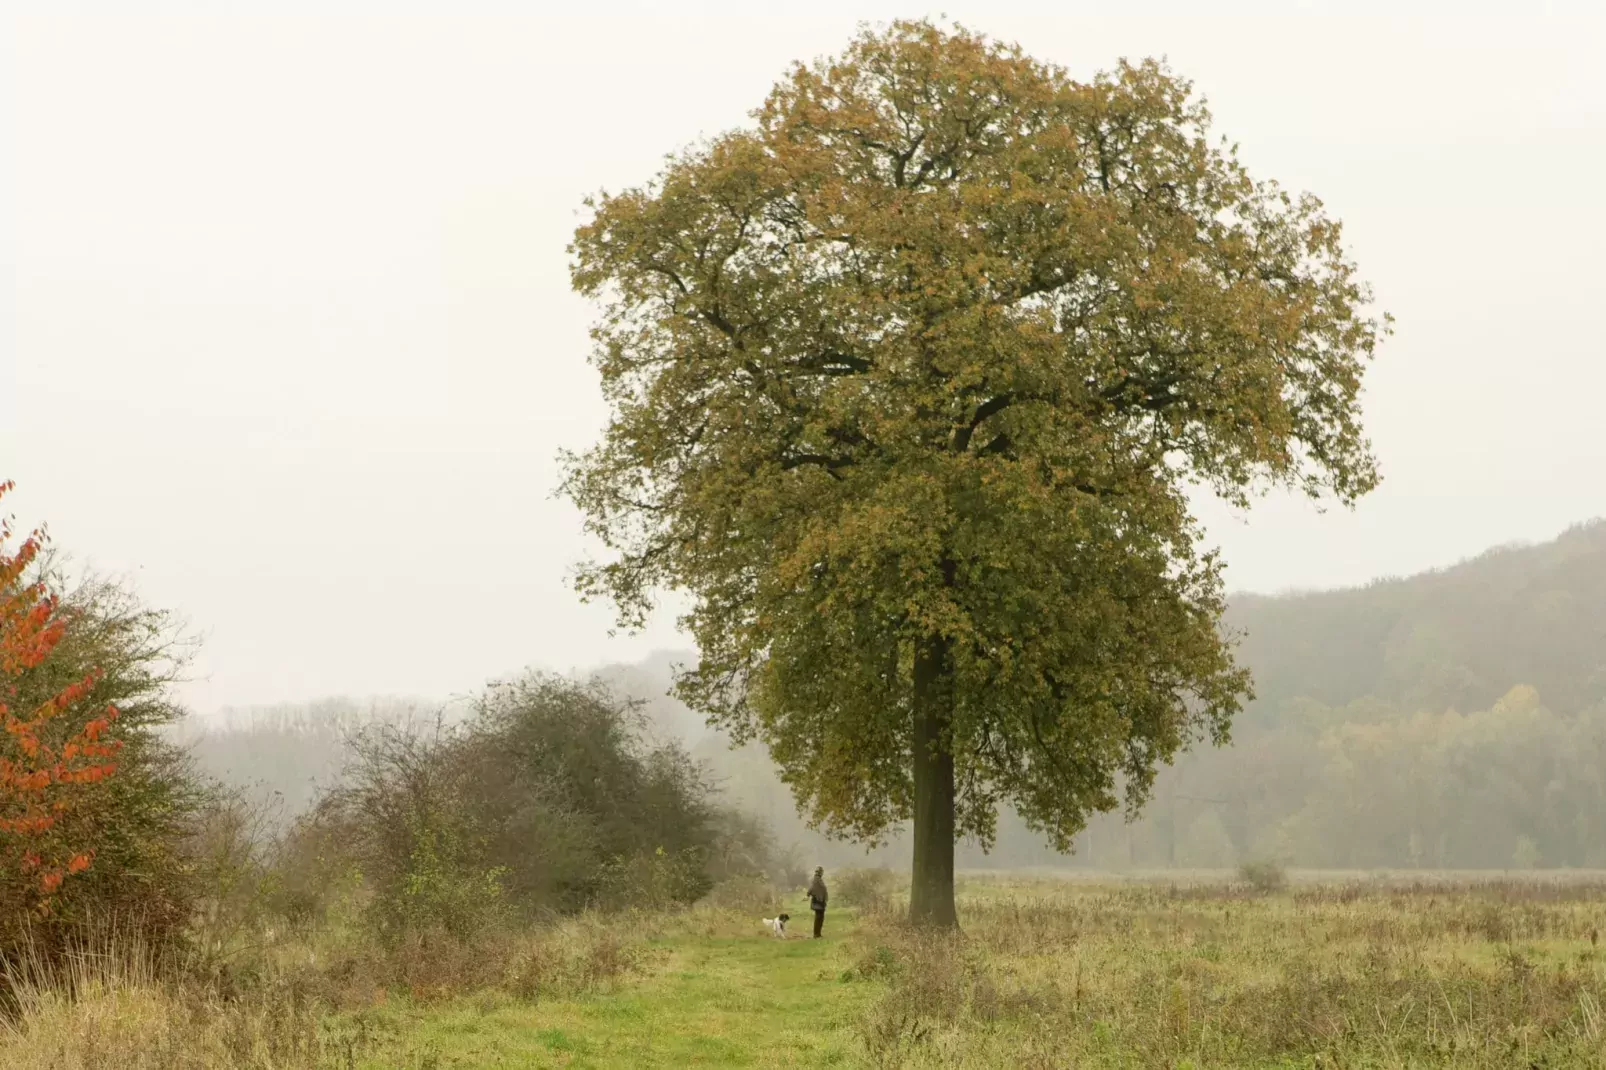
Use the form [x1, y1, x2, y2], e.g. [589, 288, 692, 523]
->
[807, 867, 828, 938]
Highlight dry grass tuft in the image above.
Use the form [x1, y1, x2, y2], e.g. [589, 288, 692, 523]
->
[0, 932, 337, 1069]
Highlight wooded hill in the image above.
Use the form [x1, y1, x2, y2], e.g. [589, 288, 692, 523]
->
[1229, 519, 1606, 719]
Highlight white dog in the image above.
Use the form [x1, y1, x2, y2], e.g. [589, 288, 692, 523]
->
[762, 913, 791, 939]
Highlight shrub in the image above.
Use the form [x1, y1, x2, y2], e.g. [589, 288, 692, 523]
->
[455, 674, 718, 910]
[1, 499, 125, 924]
[593, 846, 712, 912]
[1, 485, 208, 972]
[292, 673, 730, 939]
[1238, 858, 1289, 894]
[705, 807, 779, 884]
[182, 788, 290, 975]
[318, 720, 513, 942]
[260, 801, 365, 935]
[774, 844, 810, 893]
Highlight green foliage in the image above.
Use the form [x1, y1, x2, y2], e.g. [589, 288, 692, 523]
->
[916, 523, 1606, 874]
[261, 802, 365, 934]
[1512, 836, 1542, 870]
[312, 719, 507, 941]
[704, 806, 794, 889]
[961, 685, 1606, 874]
[563, 18, 1383, 881]
[593, 845, 712, 912]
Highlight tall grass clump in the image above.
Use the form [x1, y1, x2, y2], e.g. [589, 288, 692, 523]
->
[0, 926, 332, 1070]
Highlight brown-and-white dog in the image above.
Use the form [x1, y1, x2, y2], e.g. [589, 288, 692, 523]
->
[762, 913, 791, 939]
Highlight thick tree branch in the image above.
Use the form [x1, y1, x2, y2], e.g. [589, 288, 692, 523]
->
[779, 454, 852, 480]
[786, 351, 873, 377]
[1098, 369, 1187, 412]
[891, 131, 928, 187]
[700, 307, 742, 340]
[951, 391, 1053, 452]
[977, 433, 1014, 458]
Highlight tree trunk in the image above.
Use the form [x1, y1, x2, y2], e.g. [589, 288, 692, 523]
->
[909, 633, 958, 928]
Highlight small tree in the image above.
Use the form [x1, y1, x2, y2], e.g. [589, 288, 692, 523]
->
[564, 21, 1385, 926]
[0, 481, 122, 916]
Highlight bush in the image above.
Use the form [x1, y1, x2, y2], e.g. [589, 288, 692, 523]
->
[1, 548, 209, 974]
[593, 846, 712, 912]
[288, 673, 731, 940]
[1238, 858, 1289, 894]
[448, 674, 721, 914]
[259, 801, 365, 936]
[182, 788, 289, 974]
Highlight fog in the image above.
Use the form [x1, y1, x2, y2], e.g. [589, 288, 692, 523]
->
[4, 1, 1604, 714]
[180, 520, 1606, 872]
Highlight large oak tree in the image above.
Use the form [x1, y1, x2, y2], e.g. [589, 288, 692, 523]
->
[564, 21, 1384, 926]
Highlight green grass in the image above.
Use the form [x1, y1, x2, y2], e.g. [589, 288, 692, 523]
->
[12, 875, 1606, 1068]
[342, 914, 877, 1068]
[338, 875, 1606, 1068]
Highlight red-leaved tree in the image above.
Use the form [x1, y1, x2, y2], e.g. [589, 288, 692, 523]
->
[0, 480, 122, 913]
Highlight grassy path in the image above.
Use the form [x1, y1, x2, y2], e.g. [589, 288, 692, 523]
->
[354, 917, 876, 1068]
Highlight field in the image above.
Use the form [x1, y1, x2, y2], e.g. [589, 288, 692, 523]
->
[8, 871, 1606, 1068]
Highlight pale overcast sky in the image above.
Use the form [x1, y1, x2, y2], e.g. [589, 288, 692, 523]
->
[2, 1, 1603, 712]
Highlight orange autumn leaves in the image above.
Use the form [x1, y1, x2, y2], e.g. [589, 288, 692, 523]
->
[0, 480, 121, 908]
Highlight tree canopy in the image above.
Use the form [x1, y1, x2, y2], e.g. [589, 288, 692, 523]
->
[564, 20, 1384, 924]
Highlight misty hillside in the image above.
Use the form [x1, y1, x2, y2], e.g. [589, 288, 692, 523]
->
[1228, 519, 1606, 717]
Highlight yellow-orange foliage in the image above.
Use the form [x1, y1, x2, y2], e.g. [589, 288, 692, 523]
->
[0, 481, 121, 909]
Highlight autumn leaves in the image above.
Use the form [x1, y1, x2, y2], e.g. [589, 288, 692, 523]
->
[0, 480, 123, 910]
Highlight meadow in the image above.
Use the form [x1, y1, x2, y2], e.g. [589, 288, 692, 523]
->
[7, 869, 1606, 1068]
